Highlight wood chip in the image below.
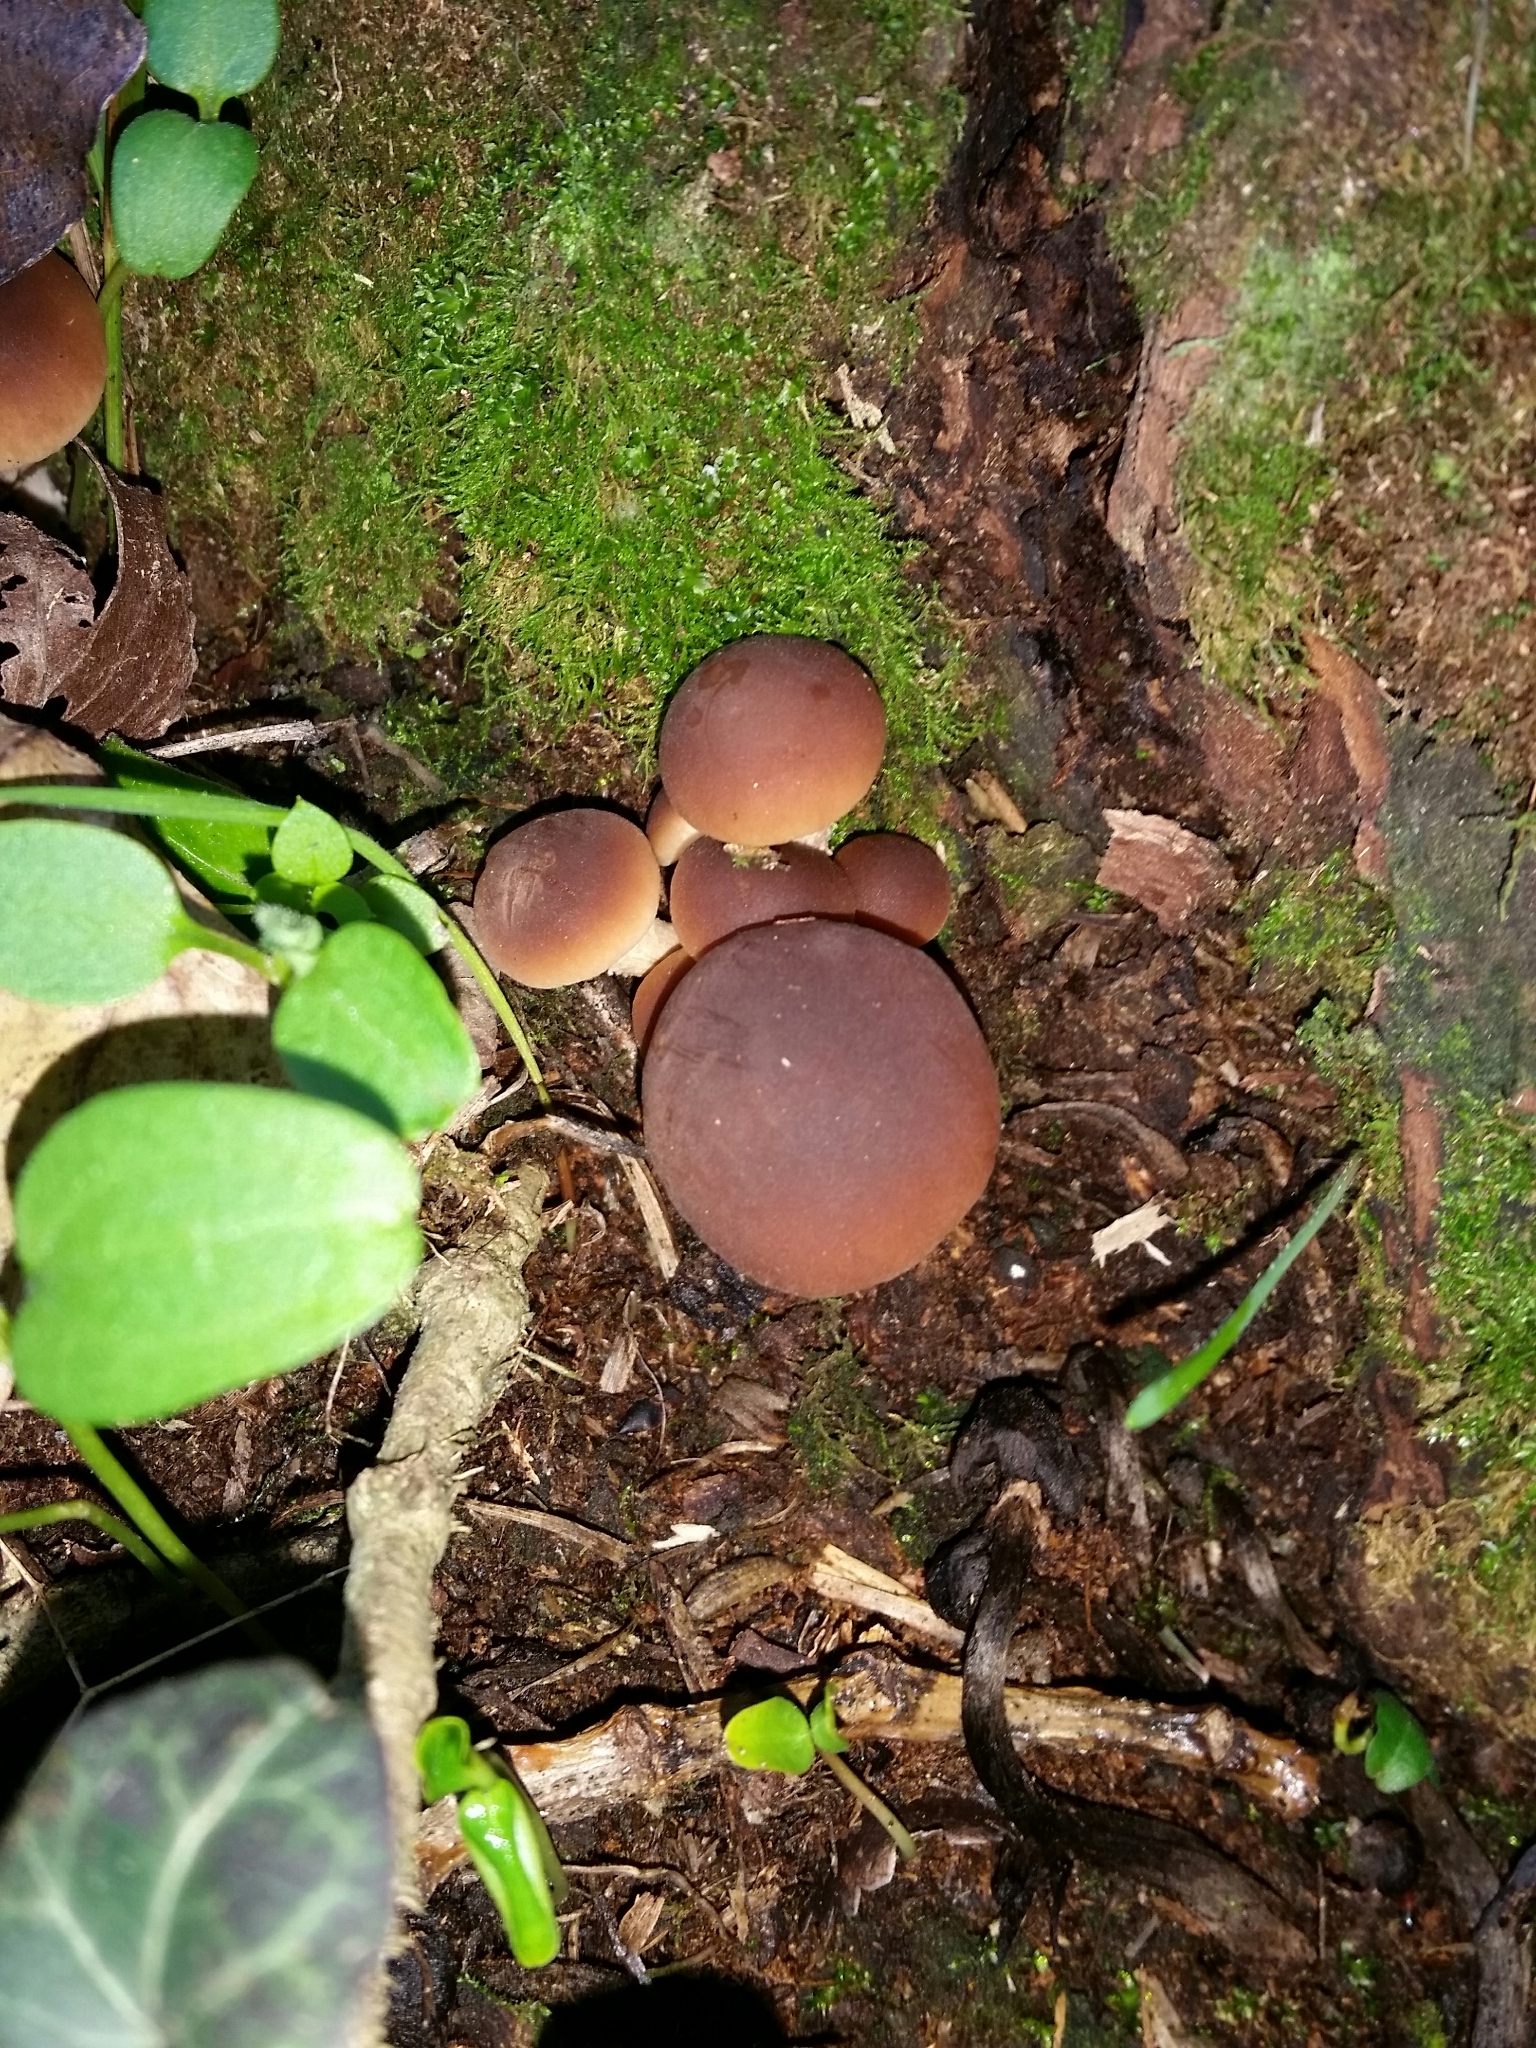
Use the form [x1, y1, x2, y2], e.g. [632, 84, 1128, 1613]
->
[1092, 1198, 1174, 1267]
[1096, 809, 1235, 935]
[461, 1499, 632, 1566]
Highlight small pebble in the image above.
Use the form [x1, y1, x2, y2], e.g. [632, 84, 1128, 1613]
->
[616, 1398, 664, 1435]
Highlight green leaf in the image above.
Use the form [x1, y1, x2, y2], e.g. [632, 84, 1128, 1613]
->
[724, 1697, 816, 1775]
[1364, 1691, 1436, 1794]
[0, 819, 199, 1004]
[0, 1658, 391, 2048]
[1125, 1159, 1360, 1431]
[271, 799, 354, 888]
[11, 1082, 421, 1425]
[111, 110, 258, 278]
[417, 1716, 497, 1802]
[143, 0, 279, 118]
[103, 739, 275, 903]
[273, 922, 480, 1139]
[360, 875, 449, 953]
[457, 1777, 565, 1968]
[0, 784, 285, 826]
[312, 881, 374, 926]
[809, 1692, 849, 1755]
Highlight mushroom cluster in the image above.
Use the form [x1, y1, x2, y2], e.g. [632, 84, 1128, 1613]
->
[474, 633, 999, 1297]
[0, 254, 107, 472]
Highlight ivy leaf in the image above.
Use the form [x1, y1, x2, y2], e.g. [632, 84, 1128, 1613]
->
[10, 1082, 422, 1424]
[143, 0, 279, 119]
[272, 922, 480, 1139]
[102, 739, 274, 903]
[111, 109, 258, 278]
[1364, 1692, 1436, 1795]
[0, 818, 203, 1003]
[724, 1697, 815, 1775]
[0, 1658, 392, 2048]
[271, 798, 354, 888]
[360, 874, 449, 953]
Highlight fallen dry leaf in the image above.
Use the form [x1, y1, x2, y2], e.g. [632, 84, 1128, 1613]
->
[2, 0, 145, 284]
[0, 453, 192, 736]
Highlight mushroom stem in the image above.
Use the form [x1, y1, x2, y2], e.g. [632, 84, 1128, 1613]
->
[607, 915, 680, 979]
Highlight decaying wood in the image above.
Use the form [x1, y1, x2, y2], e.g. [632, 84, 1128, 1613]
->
[340, 1164, 547, 1906]
[414, 1642, 1315, 1890]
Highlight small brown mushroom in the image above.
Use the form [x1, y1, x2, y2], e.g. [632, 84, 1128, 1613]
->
[0, 255, 107, 470]
[657, 635, 886, 846]
[643, 920, 999, 1296]
[645, 786, 700, 867]
[668, 835, 855, 957]
[474, 808, 661, 988]
[631, 946, 694, 1057]
[835, 832, 952, 946]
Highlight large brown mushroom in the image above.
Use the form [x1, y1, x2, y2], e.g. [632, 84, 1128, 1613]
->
[835, 832, 952, 946]
[657, 635, 886, 847]
[474, 808, 662, 988]
[643, 920, 999, 1296]
[668, 835, 854, 957]
[0, 254, 107, 470]
[645, 786, 700, 868]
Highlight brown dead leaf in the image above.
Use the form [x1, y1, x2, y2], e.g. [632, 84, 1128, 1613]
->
[2, 0, 144, 283]
[615, 1890, 667, 1956]
[0, 454, 192, 736]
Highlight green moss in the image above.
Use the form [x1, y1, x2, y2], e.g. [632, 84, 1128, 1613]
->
[984, 822, 1098, 941]
[787, 1346, 960, 1495]
[135, 0, 972, 793]
[1434, 1095, 1536, 1457]
[1245, 851, 1393, 1020]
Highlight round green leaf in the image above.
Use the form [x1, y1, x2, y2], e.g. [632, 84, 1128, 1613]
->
[11, 1083, 422, 1425]
[271, 798, 355, 887]
[0, 1659, 391, 2048]
[312, 881, 374, 925]
[103, 740, 275, 903]
[112, 110, 258, 279]
[144, 0, 279, 118]
[1364, 1691, 1436, 1795]
[273, 922, 480, 1139]
[724, 1697, 815, 1775]
[360, 874, 449, 953]
[0, 819, 193, 1004]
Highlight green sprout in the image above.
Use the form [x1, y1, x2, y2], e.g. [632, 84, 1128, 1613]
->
[1332, 1690, 1437, 1794]
[1125, 1158, 1360, 1431]
[723, 1689, 916, 1861]
[416, 1717, 567, 1967]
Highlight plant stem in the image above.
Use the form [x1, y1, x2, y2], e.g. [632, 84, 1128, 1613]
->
[174, 916, 281, 982]
[347, 826, 550, 1105]
[0, 1501, 174, 1581]
[821, 1750, 917, 1860]
[63, 1423, 280, 1651]
[100, 222, 128, 473]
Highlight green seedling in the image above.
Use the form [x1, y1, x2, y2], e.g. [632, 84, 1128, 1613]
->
[142, 0, 280, 121]
[1125, 1158, 1360, 1430]
[110, 111, 259, 279]
[724, 1690, 916, 1861]
[1333, 1690, 1437, 1794]
[416, 1716, 567, 1967]
[0, 1659, 392, 2048]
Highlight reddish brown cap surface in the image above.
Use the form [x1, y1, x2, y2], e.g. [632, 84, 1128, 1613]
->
[645, 786, 700, 867]
[475, 808, 661, 988]
[668, 836, 854, 956]
[643, 920, 999, 1296]
[631, 946, 694, 1058]
[835, 832, 952, 946]
[657, 635, 886, 845]
[0, 255, 107, 469]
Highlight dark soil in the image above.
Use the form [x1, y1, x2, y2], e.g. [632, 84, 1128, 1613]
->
[1, 3, 1532, 2045]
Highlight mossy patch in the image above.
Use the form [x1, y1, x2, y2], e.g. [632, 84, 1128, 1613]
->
[131, 0, 973, 800]
[983, 822, 1099, 943]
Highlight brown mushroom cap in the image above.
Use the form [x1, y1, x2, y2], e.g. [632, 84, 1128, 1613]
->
[835, 832, 952, 946]
[645, 786, 700, 868]
[631, 946, 694, 1057]
[657, 635, 886, 846]
[668, 835, 855, 957]
[0, 255, 107, 470]
[475, 808, 661, 988]
[643, 920, 999, 1296]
